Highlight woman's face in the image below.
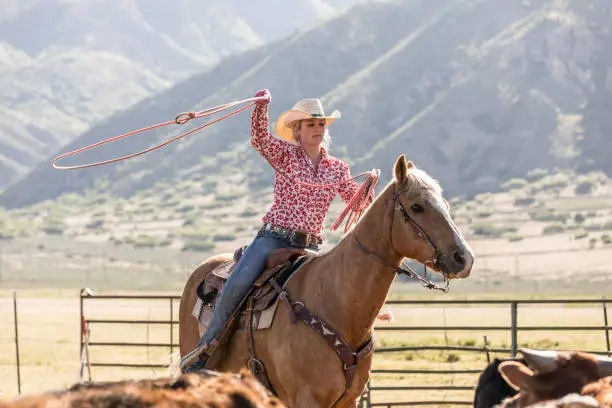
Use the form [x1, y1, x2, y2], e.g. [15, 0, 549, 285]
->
[299, 118, 327, 146]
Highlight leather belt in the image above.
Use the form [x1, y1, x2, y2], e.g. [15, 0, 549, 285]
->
[259, 222, 322, 248]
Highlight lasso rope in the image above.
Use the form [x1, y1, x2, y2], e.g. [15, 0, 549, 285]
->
[50, 96, 379, 231]
[50, 97, 265, 170]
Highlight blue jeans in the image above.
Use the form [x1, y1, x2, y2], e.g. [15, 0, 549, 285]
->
[199, 230, 319, 348]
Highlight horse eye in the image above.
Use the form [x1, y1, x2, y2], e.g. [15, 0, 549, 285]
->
[411, 203, 425, 213]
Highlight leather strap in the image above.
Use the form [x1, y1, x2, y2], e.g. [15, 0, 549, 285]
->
[259, 222, 323, 247]
[269, 278, 374, 392]
[291, 301, 374, 389]
[245, 296, 278, 395]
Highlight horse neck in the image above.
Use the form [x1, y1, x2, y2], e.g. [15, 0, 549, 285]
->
[294, 185, 403, 346]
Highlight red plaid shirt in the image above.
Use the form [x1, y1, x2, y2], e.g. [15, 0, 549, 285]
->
[250, 104, 363, 241]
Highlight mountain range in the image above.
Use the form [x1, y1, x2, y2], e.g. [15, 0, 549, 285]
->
[2, 0, 612, 209]
[0, 0, 365, 192]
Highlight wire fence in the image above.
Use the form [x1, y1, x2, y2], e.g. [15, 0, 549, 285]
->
[3, 290, 611, 407]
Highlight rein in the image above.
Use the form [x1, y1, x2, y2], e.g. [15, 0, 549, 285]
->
[353, 182, 450, 293]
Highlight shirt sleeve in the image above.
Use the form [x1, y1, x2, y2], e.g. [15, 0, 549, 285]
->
[250, 104, 291, 167]
[335, 162, 373, 210]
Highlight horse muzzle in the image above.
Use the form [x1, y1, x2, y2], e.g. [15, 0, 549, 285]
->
[437, 244, 474, 279]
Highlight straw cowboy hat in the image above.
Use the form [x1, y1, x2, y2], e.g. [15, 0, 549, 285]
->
[274, 98, 341, 143]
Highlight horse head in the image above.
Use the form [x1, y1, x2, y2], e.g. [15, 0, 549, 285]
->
[388, 154, 474, 279]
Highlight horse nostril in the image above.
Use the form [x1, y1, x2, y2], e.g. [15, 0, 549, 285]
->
[453, 251, 465, 267]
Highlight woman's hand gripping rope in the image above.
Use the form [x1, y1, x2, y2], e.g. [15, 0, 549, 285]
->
[330, 169, 380, 233]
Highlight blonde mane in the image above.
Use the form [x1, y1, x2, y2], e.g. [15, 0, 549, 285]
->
[403, 168, 443, 198]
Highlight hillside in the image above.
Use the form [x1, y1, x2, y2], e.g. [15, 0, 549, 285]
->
[0, 0, 363, 191]
[1, 166, 611, 294]
[3, 0, 612, 211]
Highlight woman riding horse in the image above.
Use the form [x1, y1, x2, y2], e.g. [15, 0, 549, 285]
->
[180, 89, 391, 373]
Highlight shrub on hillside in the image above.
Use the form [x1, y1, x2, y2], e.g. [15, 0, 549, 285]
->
[176, 204, 196, 213]
[574, 231, 588, 240]
[241, 207, 259, 217]
[162, 197, 181, 208]
[507, 234, 524, 242]
[199, 202, 220, 210]
[514, 196, 535, 206]
[133, 235, 157, 248]
[177, 228, 210, 241]
[42, 224, 66, 235]
[525, 168, 548, 182]
[502, 178, 528, 190]
[216, 192, 242, 202]
[575, 180, 595, 195]
[212, 233, 237, 242]
[528, 208, 568, 223]
[474, 193, 492, 203]
[0, 231, 15, 240]
[85, 219, 104, 230]
[159, 238, 173, 247]
[472, 223, 518, 238]
[89, 196, 108, 206]
[574, 213, 586, 223]
[531, 174, 570, 192]
[542, 223, 565, 235]
[182, 240, 215, 252]
[584, 223, 603, 231]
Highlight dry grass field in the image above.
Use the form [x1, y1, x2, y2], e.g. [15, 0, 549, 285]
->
[1, 288, 610, 406]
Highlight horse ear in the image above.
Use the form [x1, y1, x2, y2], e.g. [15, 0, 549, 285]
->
[406, 160, 415, 169]
[394, 155, 408, 183]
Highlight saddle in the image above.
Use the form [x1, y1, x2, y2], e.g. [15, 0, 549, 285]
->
[192, 245, 314, 349]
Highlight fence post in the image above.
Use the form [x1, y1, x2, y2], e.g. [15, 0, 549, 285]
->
[603, 296, 610, 356]
[170, 298, 174, 360]
[13, 291, 21, 395]
[80, 289, 84, 363]
[363, 379, 371, 408]
[510, 302, 518, 357]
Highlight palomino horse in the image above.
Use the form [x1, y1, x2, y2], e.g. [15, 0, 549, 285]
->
[178, 155, 475, 408]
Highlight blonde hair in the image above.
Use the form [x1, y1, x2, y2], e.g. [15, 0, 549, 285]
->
[291, 120, 332, 150]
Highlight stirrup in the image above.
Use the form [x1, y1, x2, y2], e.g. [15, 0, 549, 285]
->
[180, 342, 210, 372]
[182, 354, 209, 373]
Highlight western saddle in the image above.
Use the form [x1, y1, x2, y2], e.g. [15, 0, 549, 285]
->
[192, 245, 314, 344]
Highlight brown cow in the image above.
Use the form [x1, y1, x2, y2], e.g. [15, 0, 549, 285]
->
[0, 369, 286, 408]
[518, 377, 612, 407]
[580, 376, 612, 407]
[494, 349, 612, 407]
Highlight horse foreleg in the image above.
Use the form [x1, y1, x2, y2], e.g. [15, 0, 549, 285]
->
[291, 393, 323, 408]
[336, 398, 359, 408]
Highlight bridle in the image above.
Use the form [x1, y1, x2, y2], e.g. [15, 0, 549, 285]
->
[353, 181, 451, 293]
